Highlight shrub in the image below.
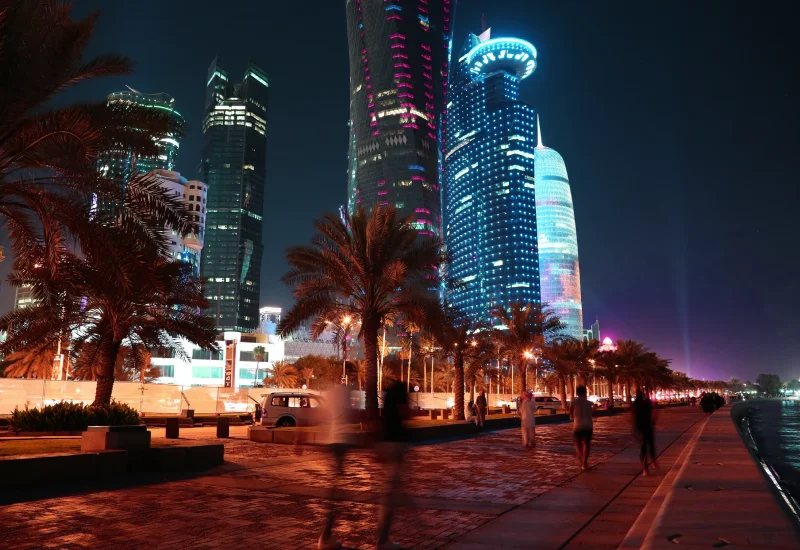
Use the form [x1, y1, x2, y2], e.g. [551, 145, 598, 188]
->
[10, 400, 140, 432]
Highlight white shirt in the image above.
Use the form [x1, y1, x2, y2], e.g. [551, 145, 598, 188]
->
[571, 396, 593, 431]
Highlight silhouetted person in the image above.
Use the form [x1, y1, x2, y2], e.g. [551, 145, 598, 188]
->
[634, 390, 657, 475]
[465, 400, 477, 425]
[570, 385, 594, 470]
[253, 402, 262, 424]
[476, 390, 487, 428]
[519, 392, 536, 447]
[318, 383, 352, 549]
[376, 381, 410, 550]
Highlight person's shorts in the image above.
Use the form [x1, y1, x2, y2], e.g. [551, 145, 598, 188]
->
[574, 429, 593, 444]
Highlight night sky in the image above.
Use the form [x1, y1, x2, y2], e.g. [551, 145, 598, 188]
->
[1, 0, 798, 381]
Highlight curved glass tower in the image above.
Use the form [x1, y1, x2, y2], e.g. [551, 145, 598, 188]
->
[345, 0, 455, 237]
[444, 30, 540, 321]
[534, 120, 583, 339]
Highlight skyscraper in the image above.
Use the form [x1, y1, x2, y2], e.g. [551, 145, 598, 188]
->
[535, 119, 584, 339]
[200, 58, 269, 332]
[149, 169, 207, 277]
[95, 89, 184, 216]
[345, 0, 455, 237]
[444, 29, 540, 322]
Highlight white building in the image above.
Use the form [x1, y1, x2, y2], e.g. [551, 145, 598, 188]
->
[150, 169, 207, 276]
[149, 331, 284, 388]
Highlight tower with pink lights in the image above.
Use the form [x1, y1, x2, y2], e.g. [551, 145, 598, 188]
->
[345, 0, 455, 238]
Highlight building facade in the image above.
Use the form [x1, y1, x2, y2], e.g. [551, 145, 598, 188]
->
[200, 58, 269, 333]
[443, 29, 541, 322]
[95, 89, 184, 218]
[13, 284, 36, 310]
[534, 122, 584, 339]
[345, 0, 455, 237]
[149, 169, 207, 276]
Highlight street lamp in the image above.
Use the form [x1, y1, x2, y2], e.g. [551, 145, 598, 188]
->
[342, 315, 352, 383]
[589, 358, 596, 396]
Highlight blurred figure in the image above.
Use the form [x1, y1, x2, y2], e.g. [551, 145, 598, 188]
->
[253, 402, 262, 424]
[476, 390, 487, 428]
[570, 385, 594, 470]
[376, 381, 410, 550]
[633, 389, 658, 475]
[465, 400, 477, 425]
[318, 383, 352, 550]
[519, 392, 536, 447]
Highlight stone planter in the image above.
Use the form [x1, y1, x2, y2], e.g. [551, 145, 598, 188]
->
[81, 425, 151, 453]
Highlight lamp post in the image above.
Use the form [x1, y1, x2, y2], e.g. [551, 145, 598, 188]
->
[523, 350, 534, 393]
[342, 315, 351, 383]
[589, 358, 596, 396]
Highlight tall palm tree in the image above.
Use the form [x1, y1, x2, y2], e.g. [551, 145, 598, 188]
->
[546, 339, 575, 406]
[252, 346, 267, 387]
[266, 361, 298, 389]
[278, 206, 443, 417]
[614, 339, 649, 403]
[490, 302, 563, 392]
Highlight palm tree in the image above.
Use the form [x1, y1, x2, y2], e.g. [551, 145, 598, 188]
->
[265, 361, 299, 389]
[278, 206, 443, 417]
[300, 367, 315, 388]
[354, 359, 368, 390]
[435, 302, 487, 420]
[0, 2, 193, 265]
[0, 337, 68, 379]
[252, 346, 267, 387]
[72, 344, 158, 383]
[546, 339, 575, 406]
[490, 302, 563, 391]
[0, 229, 218, 405]
[596, 349, 620, 402]
[615, 339, 648, 403]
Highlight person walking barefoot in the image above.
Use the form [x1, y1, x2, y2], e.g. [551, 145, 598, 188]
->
[519, 392, 536, 447]
[570, 386, 594, 470]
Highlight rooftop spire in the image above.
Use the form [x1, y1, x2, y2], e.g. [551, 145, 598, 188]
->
[536, 114, 544, 148]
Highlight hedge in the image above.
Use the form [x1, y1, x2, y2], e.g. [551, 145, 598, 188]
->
[10, 401, 140, 432]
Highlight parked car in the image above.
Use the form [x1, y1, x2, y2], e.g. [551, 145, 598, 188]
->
[532, 395, 562, 412]
[260, 392, 325, 428]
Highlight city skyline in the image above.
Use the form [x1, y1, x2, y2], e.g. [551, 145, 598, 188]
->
[0, 0, 796, 380]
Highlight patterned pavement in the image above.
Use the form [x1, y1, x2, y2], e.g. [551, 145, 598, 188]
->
[1, 409, 703, 549]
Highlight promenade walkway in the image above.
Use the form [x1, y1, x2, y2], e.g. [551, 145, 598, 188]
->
[3, 408, 707, 549]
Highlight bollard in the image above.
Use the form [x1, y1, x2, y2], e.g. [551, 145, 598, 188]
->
[502, 404, 510, 414]
[165, 417, 180, 439]
[428, 410, 439, 420]
[217, 416, 230, 438]
[442, 409, 450, 420]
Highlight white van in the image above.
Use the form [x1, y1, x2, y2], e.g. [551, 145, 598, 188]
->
[260, 392, 324, 428]
[532, 395, 563, 412]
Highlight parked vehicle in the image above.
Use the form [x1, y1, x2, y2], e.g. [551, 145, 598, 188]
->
[260, 392, 324, 428]
[532, 395, 562, 411]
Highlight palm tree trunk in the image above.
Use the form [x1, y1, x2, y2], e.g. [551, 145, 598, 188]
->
[608, 379, 614, 402]
[93, 339, 123, 406]
[363, 320, 380, 418]
[559, 376, 567, 410]
[454, 355, 465, 420]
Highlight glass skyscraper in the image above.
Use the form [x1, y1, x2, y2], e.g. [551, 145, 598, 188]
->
[95, 89, 184, 217]
[534, 120, 583, 339]
[200, 58, 269, 332]
[345, 0, 455, 237]
[444, 29, 540, 322]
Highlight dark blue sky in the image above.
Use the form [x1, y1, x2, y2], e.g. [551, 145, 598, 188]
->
[2, 0, 798, 381]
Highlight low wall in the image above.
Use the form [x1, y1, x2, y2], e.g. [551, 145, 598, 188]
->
[641, 404, 800, 548]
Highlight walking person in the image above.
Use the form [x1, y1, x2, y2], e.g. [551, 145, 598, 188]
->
[519, 392, 536, 447]
[633, 390, 658, 475]
[570, 385, 594, 470]
[376, 380, 410, 550]
[318, 383, 352, 549]
[476, 390, 487, 428]
[465, 400, 477, 425]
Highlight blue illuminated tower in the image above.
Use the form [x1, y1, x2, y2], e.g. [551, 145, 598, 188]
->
[534, 118, 583, 339]
[443, 29, 540, 322]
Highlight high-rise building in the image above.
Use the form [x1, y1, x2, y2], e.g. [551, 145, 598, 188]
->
[443, 29, 540, 322]
[200, 58, 269, 333]
[535, 119, 583, 339]
[345, 0, 455, 237]
[149, 169, 207, 276]
[13, 284, 36, 310]
[95, 89, 184, 217]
